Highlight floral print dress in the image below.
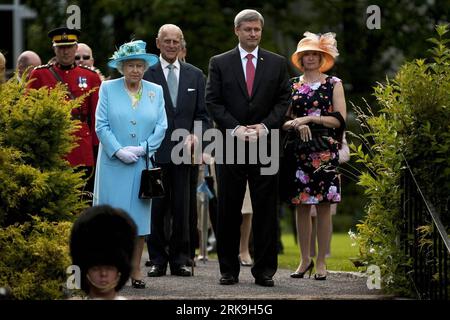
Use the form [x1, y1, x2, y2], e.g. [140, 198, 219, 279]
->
[288, 76, 342, 205]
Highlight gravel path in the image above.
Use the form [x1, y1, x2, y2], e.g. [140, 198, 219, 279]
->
[120, 253, 390, 300]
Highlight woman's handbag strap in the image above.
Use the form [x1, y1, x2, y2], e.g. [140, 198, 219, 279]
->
[149, 154, 157, 168]
[145, 142, 149, 170]
[145, 142, 158, 168]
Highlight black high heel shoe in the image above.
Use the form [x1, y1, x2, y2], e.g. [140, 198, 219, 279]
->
[314, 264, 327, 280]
[131, 278, 146, 289]
[290, 260, 314, 278]
[238, 255, 253, 267]
[314, 273, 327, 280]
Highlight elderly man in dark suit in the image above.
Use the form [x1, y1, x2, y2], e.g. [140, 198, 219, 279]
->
[144, 24, 210, 277]
[205, 9, 290, 287]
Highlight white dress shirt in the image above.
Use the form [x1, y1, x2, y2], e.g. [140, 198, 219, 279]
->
[238, 44, 258, 80]
[232, 44, 268, 136]
[159, 56, 180, 82]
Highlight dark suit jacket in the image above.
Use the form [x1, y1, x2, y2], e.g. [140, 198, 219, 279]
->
[144, 61, 210, 163]
[205, 47, 290, 134]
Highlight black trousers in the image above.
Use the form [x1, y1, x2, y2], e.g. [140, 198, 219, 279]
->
[147, 163, 191, 267]
[215, 163, 278, 280]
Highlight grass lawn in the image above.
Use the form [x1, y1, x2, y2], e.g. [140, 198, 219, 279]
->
[278, 232, 360, 272]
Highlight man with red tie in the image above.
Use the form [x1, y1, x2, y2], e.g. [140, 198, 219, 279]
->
[28, 27, 101, 194]
[205, 9, 290, 287]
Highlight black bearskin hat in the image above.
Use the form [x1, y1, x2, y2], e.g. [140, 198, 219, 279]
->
[70, 205, 137, 293]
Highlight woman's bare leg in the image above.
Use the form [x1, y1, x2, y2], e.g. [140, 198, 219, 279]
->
[316, 203, 332, 275]
[295, 204, 313, 272]
[131, 236, 145, 280]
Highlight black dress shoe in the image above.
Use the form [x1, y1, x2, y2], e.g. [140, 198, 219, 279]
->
[186, 259, 196, 267]
[170, 265, 192, 277]
[219, 274, 239, 285]
[255, 276, 274, 287]
[147, 264, 167, 277]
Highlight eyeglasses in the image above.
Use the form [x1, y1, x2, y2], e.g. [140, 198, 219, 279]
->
[75, 55, 91, 60]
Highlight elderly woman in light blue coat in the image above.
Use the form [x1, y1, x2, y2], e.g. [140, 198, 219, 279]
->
[93, 40, 167, 289]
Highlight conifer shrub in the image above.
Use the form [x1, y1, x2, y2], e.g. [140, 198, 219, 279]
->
[0, 218, 72, 299]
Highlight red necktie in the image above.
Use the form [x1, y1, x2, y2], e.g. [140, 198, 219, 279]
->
[246, 53, 255, 96]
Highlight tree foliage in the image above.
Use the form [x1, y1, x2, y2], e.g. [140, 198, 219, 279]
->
[350, 24, 450, 296]
[22, 1, 450, 88]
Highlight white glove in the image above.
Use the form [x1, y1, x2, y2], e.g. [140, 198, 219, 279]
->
[115, 148, 139, 164]
[123, 146, 145, 157]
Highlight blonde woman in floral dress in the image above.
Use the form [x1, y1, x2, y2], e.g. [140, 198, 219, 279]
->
[282, 32, 346, 280]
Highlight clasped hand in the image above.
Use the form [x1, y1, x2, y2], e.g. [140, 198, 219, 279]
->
[235, 124, 267, 142]
[290, 118, 312, 142]
[123, 146, 145, 156]
[184, 134, 199, 153]
[115, 146, 145, 164]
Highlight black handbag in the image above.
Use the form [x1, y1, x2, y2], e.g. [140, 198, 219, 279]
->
[138, 143, 165, 199]
[279, 130, 299, 203]
[282, 127, 330, 154]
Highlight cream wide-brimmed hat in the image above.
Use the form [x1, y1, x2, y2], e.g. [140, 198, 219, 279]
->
[291, 32, 339, 72]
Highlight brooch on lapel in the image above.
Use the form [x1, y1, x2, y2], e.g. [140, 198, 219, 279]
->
[78, 77, 88, 89]
[148, 91, 155, 102]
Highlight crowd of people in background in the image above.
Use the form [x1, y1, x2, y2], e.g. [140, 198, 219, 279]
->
[0, 8, 347, 298]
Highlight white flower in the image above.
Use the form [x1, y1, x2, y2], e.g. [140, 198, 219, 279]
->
[369, 248, 376, 254]
[385, 275, 393, 285]
[348, 229, 356, 240]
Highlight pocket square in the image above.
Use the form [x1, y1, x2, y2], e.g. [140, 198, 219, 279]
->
[187, 88, 196, 92]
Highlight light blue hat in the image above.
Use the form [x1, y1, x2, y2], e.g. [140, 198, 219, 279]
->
[108, 40, 158, 69]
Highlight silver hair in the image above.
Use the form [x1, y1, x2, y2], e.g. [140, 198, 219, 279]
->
[116, 60, 149, 75]
[157, 24, 184, 41]
[234, 9, 264, 28]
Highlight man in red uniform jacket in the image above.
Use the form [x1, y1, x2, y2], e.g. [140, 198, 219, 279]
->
[28, 27, 101, 194]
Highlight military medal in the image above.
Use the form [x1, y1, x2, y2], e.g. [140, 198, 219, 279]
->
[78, 77, 88, 89]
